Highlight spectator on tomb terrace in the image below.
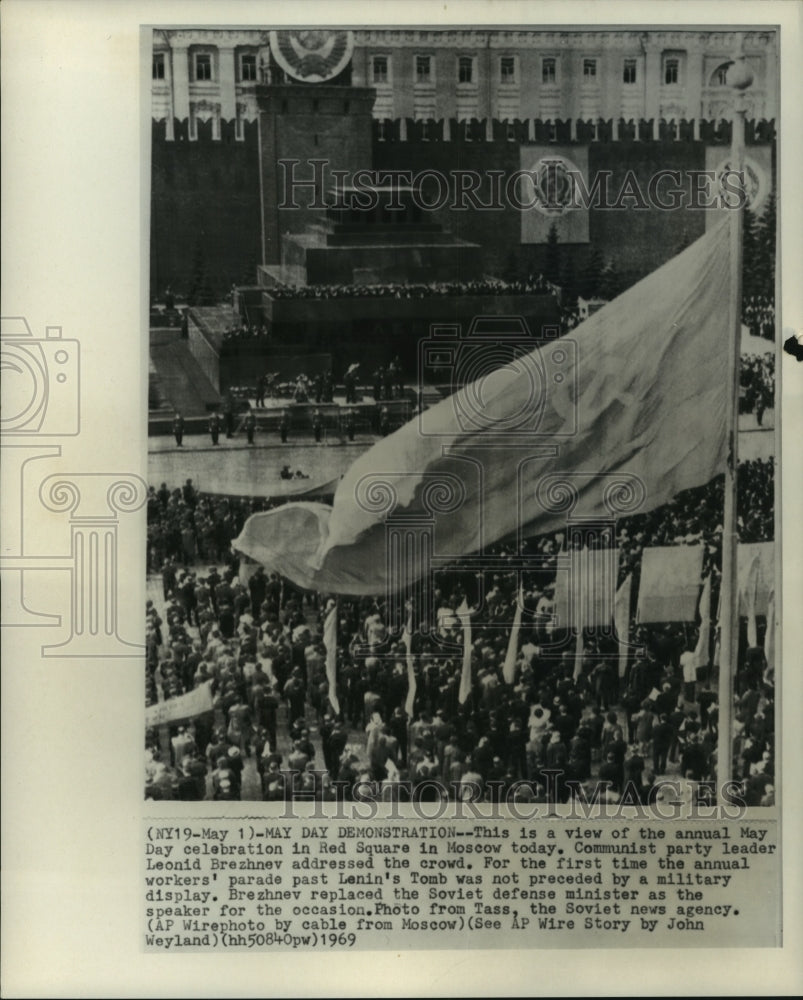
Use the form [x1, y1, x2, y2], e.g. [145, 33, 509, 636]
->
[742, 295, 775, 341]
[740, 353, 774, 423]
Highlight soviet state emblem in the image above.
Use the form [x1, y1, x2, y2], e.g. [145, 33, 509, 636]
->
[269, 30, 354, 83]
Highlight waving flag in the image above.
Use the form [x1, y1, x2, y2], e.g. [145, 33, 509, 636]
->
[235, 220, 731, 594]
[502, 588, 523, 685]
[457, 601, 473, 705]
[402, 613, 417, 718]
[636, 546, 704, 623]
[693, 575, 712, 670]
[323, 601, 340, 715]
[614, 573, 633, 678]
[764, 590, 775, 676]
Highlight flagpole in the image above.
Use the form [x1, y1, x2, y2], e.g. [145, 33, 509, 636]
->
[717, 37, 753, 803]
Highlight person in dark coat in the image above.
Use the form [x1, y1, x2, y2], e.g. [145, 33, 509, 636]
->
[652, 712, 675, 775]
[379, 406, 390, 436]
[208, 411, 221, 445]
[172, 412, 185, 447]
[245, 410, 256, 445]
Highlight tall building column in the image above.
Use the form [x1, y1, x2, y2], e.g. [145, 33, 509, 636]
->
[218, 46, 237, 122]
[644, 46, 662, 123]
[171, 43, 191, 125]
[686, 47, 705, 121]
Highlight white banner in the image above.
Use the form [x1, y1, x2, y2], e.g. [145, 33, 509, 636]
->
[555, 547, 618, 629]
[145, 681, 214, 728]
[738, 542, 774, 618]
[636, 546, 704, 623]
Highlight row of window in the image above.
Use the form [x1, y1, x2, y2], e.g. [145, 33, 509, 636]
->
[371, 54, 688, 87]
[153, 50, 259, 83]
[153, 49, 728, 89]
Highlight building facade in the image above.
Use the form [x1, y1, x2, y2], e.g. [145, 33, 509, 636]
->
[151, 28, 777, 139]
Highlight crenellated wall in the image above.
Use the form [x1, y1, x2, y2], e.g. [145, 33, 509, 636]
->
[150, 116, 775, 300]
[150, 118, 261, 302]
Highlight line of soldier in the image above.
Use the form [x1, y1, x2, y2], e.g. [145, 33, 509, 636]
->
[175, 405, 393, 449]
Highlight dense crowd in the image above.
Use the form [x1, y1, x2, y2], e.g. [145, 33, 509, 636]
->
[268, 275, 555, 301]
[739, 353, 774, 423]
[221, 322, 271, 343]
[146, 481, 276, 574]
[145, 458, 775, 808]
[219, 275, 555, 342]
[742, 295, 775, 342]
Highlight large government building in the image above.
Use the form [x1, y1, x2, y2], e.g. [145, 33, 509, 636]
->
[151, 28, 777, 138]
[149, 26, 777, 373]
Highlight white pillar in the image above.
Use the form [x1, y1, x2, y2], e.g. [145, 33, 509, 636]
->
[218, 46, 237, 122]
[171, 43, 191, 124]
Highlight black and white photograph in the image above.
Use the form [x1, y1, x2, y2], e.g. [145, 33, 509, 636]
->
[3, 0, 803, 993]
[145, 25, 777, 816]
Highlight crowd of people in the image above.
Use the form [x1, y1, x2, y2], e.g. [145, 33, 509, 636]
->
[739, 353, 775, 423]
[267, 275, 555, 302]
[145, 458, 775, 808]
[742, 295, 775, 342]
[146, 481, 274, 574]
[221, 321, 271, 344]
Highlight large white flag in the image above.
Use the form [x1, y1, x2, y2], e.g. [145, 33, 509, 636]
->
[402, 613, 417, 718]
[737, 542, 774, 617]
[742, 552, 761, 648]
[572, 629, 585, 683]
[323, 602, 340, 715]
[764, 590, 775, 676]
[457, 601, 473, 705]
[502, 588, 523, 685]
[235, 220, 731, 594]
[555, 548, 618, 629]
[637, 546, 704, 623]
[693, 575, 712, 670]
[614, 573, 632, 679]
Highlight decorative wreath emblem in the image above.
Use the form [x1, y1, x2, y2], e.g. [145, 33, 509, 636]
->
[269, 29, 354, 83]
[529, 156, 582, 217]
[714, 156, 767, 213]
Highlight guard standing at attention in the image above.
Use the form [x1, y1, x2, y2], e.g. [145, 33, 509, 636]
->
[208, 411, 221, 445]
[173, 412, 185, 447]
[245, 410, 257, 445]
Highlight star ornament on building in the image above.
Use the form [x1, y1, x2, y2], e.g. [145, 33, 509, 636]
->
[269, 29, 354, 82]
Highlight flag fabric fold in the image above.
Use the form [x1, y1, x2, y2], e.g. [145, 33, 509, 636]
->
[323, 601, 340, 716]
[234, 220, 731, 595]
